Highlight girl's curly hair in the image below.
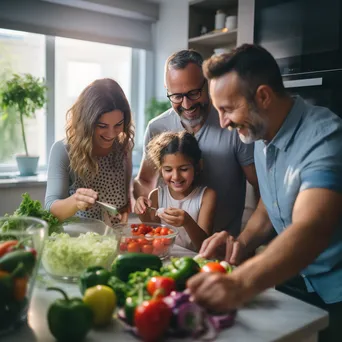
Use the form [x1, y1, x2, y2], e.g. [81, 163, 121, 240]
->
[147, 131, 202, 182]
[65, 78, 134, 179]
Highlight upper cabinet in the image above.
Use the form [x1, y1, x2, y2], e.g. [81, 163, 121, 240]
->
[188, 0, 239, 58]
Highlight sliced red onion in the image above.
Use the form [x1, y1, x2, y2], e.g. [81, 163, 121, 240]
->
[169, 290, 191, 306]
[209, 310, 237, 330]
[195, 315, 218, 341]
[177, 302, 205, 335]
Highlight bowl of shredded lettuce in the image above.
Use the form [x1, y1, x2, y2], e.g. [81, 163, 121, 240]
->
[42, 218, 119, 282]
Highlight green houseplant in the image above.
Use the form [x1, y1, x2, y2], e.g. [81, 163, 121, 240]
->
[0, 73, 47, 176]
[145, 97, 171, 124]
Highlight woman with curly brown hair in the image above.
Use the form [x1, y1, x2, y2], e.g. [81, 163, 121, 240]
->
[45, 78, 134, 225]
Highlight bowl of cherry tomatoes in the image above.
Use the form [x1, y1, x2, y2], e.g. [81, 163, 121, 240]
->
[112, 222, 179, 260]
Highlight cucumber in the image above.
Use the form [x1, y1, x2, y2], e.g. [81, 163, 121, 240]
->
[111, 253, 162, 281]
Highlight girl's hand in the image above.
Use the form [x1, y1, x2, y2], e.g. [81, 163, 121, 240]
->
[159, 208, 190, 227]
[134, 196, 152, 215]
[74, 188, 98, 211]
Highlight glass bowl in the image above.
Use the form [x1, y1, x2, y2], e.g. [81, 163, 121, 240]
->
[41, 217, 119, 283]
[112, 222, 179, 260]
[0, 216, 48, 336]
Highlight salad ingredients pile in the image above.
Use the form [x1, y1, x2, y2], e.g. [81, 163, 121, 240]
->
[0, 238, 37, 331]
[42, 232, 118, 277]
[71, 252, 236, 342]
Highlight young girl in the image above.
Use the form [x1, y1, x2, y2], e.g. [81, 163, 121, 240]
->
[134, 131, 216, 251]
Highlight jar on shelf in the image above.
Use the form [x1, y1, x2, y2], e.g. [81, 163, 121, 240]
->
[215, 10, 226, 30]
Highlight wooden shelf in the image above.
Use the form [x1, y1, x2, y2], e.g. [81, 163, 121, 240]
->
[188, 29, 237, 48]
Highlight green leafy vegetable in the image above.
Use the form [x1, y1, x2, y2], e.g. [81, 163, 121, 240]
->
[0, 193, 61, 235]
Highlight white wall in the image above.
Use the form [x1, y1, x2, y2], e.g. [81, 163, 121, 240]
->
[153, 0, 189, 99]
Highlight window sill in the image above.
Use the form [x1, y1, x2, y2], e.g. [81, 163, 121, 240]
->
[0, 172, 47, 189]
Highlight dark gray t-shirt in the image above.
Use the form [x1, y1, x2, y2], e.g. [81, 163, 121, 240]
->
[45, 140, 127, 225]
[144, 106, 254, 236]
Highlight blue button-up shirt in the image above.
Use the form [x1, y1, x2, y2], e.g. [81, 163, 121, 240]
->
[255, 96, 342, 304]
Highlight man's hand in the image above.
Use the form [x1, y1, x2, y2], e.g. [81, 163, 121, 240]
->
[199, 231, 247, 266]
[73, 188, 98, 211]
[158, 208, 189, 227]
[187, 272, 245, 312]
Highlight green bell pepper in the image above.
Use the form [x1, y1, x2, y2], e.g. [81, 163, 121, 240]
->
[124, 296, 139, 326]
[79, 266, 111, 295]
[107, 276, 129, 307]
[47, 287, 93, 342]
[124, 283, 148, 326]
[163, 257, 200, 291]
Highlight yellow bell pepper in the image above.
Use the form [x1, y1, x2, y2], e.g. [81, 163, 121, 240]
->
[83, 285, 116, 326]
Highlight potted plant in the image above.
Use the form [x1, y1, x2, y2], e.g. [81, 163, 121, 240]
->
[145, 97, 171, 124]
[0, 73, 47, 176]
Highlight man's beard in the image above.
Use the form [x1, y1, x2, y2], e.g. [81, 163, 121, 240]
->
[237, 108, 267, 144]
[178, 102, 209, 129]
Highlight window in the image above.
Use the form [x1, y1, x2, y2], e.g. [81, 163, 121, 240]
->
[0, 29, 149, 174]
[0, 29, 46, 169]
[55, 37, 133, 141]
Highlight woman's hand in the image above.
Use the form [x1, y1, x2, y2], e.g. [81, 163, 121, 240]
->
[134, 196, 152, 215]
[73, 188, 98, 211]
[158, 208, 190, 227]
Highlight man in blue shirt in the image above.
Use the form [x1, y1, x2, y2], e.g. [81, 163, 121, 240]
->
[187, 44, 342, 342]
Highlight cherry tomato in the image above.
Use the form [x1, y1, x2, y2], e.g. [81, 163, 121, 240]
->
[154, 227, 162, 234]
[134, 299, 172, 342]
[0, 240, 19, 257]
[160, 228, 169, 236]
[119, 242, 128, 252]
[161, 238, 172, 245]
[147, 276, 176, 298]
[201, 262, 226, 273]
[137, 237, 149, 246]
[127, 242, 140, 253]
[131, 223, 138, 228]
[141, 244, 153, 254]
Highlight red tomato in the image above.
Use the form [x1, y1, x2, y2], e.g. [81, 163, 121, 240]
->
[137, 237, 149, 246]
[160, 228, 169, 236]
[141, 244, 153, 254]
[161, 238, 172, 246]
[145, 226, 153, 233]
[0, 240, 19, 257]
[201, 262, 226, 273]
[119, 242, 128, 252]
[154, 227, 162, 234]
[146, 276, 176, 298]
[131, 223, 138, 228]
[127, 242, 140, 253]
[134, 299, 172, 342]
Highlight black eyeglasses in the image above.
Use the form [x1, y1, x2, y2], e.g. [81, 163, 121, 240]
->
[167, 80, 206, 104]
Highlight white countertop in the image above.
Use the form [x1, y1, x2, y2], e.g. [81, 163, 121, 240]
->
[2, 245, 328, 342]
